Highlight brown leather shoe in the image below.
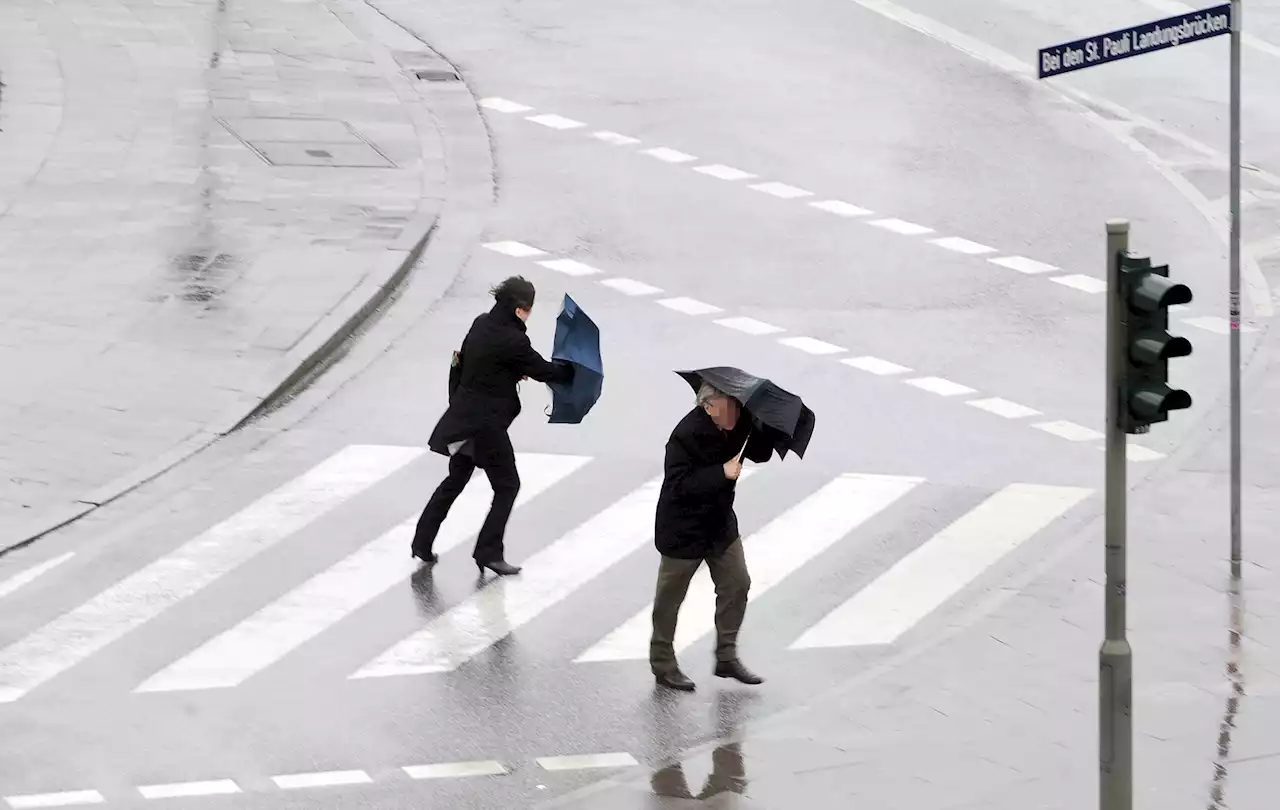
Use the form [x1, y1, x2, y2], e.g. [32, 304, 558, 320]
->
[714, 659, 764, 684]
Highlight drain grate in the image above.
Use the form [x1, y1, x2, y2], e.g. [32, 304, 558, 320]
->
[217, 117, 396, 168]
[414, 68, 460, 82]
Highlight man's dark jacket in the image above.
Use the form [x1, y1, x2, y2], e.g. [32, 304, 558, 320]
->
[428, 303, 573, 464]
[655, 406, 773, 559]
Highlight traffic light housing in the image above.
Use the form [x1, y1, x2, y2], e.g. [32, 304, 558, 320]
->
[1117, 252, 1193, 434]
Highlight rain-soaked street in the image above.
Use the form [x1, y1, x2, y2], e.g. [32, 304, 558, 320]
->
[2, 0, 1280, 808]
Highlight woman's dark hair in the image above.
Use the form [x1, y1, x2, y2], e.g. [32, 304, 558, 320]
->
[490, 275, 536, 311]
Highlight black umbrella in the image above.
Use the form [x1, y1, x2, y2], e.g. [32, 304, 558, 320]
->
[675, 366, 816, 460]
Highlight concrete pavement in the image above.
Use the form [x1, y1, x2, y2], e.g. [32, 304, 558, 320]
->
[0, 0, 467, 551]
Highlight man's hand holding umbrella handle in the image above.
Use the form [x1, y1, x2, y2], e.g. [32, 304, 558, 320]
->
[722, 458, 742, 480]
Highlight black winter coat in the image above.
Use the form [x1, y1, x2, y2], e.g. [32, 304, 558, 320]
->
[427, 303, 573, 463]
[654, 406, 773, 559]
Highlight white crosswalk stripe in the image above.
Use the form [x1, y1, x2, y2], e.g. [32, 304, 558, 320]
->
[790, 483, 1093, 649]
[0, 444, 1096, 703]
[349, 475, 668, 679]
[135, 454, 589, 693]
[575, 472, 921, 663]
[0, 445, 423, 705]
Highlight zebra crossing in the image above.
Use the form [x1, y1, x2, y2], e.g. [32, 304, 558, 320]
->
[0, 444, 1095, 706]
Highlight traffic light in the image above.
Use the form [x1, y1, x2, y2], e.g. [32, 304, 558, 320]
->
[1117, 252, 1193, 433]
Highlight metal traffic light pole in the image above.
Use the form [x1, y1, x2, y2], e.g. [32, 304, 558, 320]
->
[1228, 0, 1243, 579]
[1102, 220, 1133, 810]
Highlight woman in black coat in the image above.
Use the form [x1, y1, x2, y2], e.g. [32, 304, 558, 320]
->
[412, 276, 574, 576]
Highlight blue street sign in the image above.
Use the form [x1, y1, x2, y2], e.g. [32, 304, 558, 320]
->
[1038, 4, 1231, 79]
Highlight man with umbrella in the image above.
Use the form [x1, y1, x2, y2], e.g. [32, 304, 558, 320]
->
[412, 276, 576, 576]
[651, 367, 815, 691]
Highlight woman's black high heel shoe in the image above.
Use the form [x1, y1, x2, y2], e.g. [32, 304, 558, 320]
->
[479, 559, 521, 576]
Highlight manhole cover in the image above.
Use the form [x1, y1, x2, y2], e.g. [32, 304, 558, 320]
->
[251, 141, 395, 168]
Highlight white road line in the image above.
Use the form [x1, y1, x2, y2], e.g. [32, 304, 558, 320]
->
[575, 473, 920, 663]
[657, 297, 723, 316]
[600, 277, 663, 296]
[593, 131, 640, 146]
[840, 356, 911, 375]
[5, 791, 104, 808]
[1050, 274, 1107, 294]
[749, 181, 813, 199]
[778, 336, 845, 355]
[537, 258, 602, 277]
[536, 754, 639, 771]
[792, 483, 1092, 649]
[966, 398, 1041, 419]
[135, 454, 587, 693]
[0, 445, 423, 705]
[989, 256, 1058, 275]
[1183, 316, 1259, 334]
[693, 164, 756, 181]
[483, 240, 546, 258]
[272, 771, 372, 789]
[526, 113, 584, 130]
[1128, 446, 1167, 462]
[403, 761, 508, 780]
[931, 236, 996, 255]
[0, 552, 74, 600]
[713, 316, 785, 335]
[1113, 445, 1167, 462]
[868, 218, 934, 235]
[137, 780, 240, 799]
[642, 147, 697, 163]
[478, 98, 532, 113]
[1034, 420, 1104, 442]
[809, 200, 873, 217]
[350, 479, 665, 678]
[904, 376, 976, 397]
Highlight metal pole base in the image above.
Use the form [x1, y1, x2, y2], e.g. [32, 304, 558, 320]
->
[1100, 638, 1133, 810]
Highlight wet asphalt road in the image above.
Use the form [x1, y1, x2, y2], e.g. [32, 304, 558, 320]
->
[2, 0, 1275, 807]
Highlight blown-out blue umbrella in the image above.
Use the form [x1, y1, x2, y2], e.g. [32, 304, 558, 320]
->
[546, 294, 603, 424]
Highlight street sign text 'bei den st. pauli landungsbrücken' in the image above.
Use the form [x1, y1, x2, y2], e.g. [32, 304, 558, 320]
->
[1037, 3, 1231, 78]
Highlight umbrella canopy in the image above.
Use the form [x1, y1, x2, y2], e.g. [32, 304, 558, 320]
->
[546, 294, 603, 424]
[675, 366, 815, 459]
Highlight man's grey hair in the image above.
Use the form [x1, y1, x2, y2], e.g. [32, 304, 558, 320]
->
[696, 381, 727, 407]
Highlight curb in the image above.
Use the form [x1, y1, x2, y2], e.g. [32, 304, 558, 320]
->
[0, 217, 438, 559]
[0, 20, 480, 559]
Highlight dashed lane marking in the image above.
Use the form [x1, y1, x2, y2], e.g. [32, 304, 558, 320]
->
[1050, 274, 1107, 294]
[693, 164, 757, 181]
[810, 199, 874, 217]
[536, 754, 639, 771]
[749, 181, 813, 199]
[592, 130, 640, 146]
[1, 753, 650, 807]
[537, 258, 602, 277]
[474, 94, 1278, 320]
[931, 236, 997, 255]
[1034, 421, 1105, 442]
[714, 316, 786, 335]
[989, 256, 1058, 275]
[136, 781, 240, 799]
[480, 239, 1168, 461]
[642, 147, 697, 163]
[657, 296, 723, 315]
[525, 113, 585, 130]
[904, 377, 976, 397]
[778, 335, 846, 355]
[599, 277, 663, 296]
[271, 771, 372, 789]
[868, 218, 934, 236]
